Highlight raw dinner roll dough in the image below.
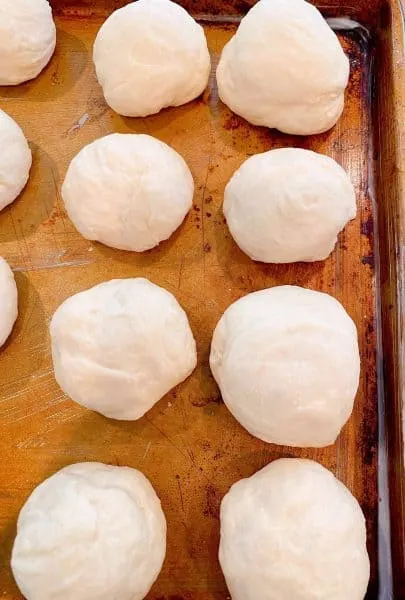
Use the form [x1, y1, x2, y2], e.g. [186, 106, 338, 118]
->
[219, 458, 370, 600]
[0, 110, 32, 211]
[93, 0, 211, 116]
[216, 0, 350, 135]
[224, 148, 356, 263]
[11, 462, 166, 600]
[0, 0, 56, 85]
[0, 257, 18, 347]
[62, 133, 194, 252]
[50, 278, 197, 420]
[210, 285, 360, 447]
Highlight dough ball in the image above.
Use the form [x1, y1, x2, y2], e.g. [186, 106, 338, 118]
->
[0, 0, 56, 85]
[11, 462, 166, 600]
[0, 109, 32, 211]
[224, 148, 356, 263]
[216, 0, 349, 135]
[50, 278, 197, 420]
[219, 458, 370, 600]
[62, 133, 194, 252]
[93, 0, 211, 117]
[0, 257, 18, 347]
[210, 285, 360, 447]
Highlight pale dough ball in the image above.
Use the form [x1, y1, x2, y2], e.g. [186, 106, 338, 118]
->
[93, 0, 211, 117]
[216, 0, 350, 135]
[219, 458, 370, 600]
[0, 0, 56, 85]
[224, 148, 356, 263]
[0, 257, 18, 347]
[62, 134, 194, 252]
[11, 462, 166, 600]
[50, 278, 197, 420]
[0, 109, 32, 211]
[210, 285, 360, 447]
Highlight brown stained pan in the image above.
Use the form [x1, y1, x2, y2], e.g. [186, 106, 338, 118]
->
[0, 0, 403, 598]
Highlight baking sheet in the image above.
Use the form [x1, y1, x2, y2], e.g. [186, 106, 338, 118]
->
[0, 7, 385, 599]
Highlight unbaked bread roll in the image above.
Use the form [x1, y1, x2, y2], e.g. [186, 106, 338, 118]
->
[62, 133, 194, 252]
[50, 278, 197, 420]
[0, 109, 32, 211]
[0, 0, 56, 85]
[0, 257, 18, 347]
[12, 462, 166, 600]
[210, 285, 360, 447]
[93, 0, 211, 116]
[216, 0, 349, 135]
[219, 458, 370, 600]
[224, 148, 356, 263]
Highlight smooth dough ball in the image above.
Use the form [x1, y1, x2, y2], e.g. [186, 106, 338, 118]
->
[224, 148, 356, 263]
[219, 458, 370, 600]
[62, 134, 194, 252]
[210, 285, 360, 447]
[11, 462, 167, 600]
[0, 257, 18, 347]
[0, 0, 56, 85]
[216, 0, 350, 135]
[50, 278, 197, 420]
[93, 0, 211, 117]
[0, 110, 32, 211]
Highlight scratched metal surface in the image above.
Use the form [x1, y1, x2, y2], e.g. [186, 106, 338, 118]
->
[0, 14, 378, 600]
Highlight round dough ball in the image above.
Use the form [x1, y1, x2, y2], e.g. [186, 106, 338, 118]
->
[0, 0, 56, 85]
[0, 257, 18, 347]
[0, 109, 32, 211]
[50, 278, 197, 420]
[93, 0, 211, 117]
[219, 458, 370, 600]
[210, 285, 360, 447]
[224, 148, 356, 263]
[11, 462, 166, 600]
[62, 133, 194, 252]
[216, 0, 349, 135]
